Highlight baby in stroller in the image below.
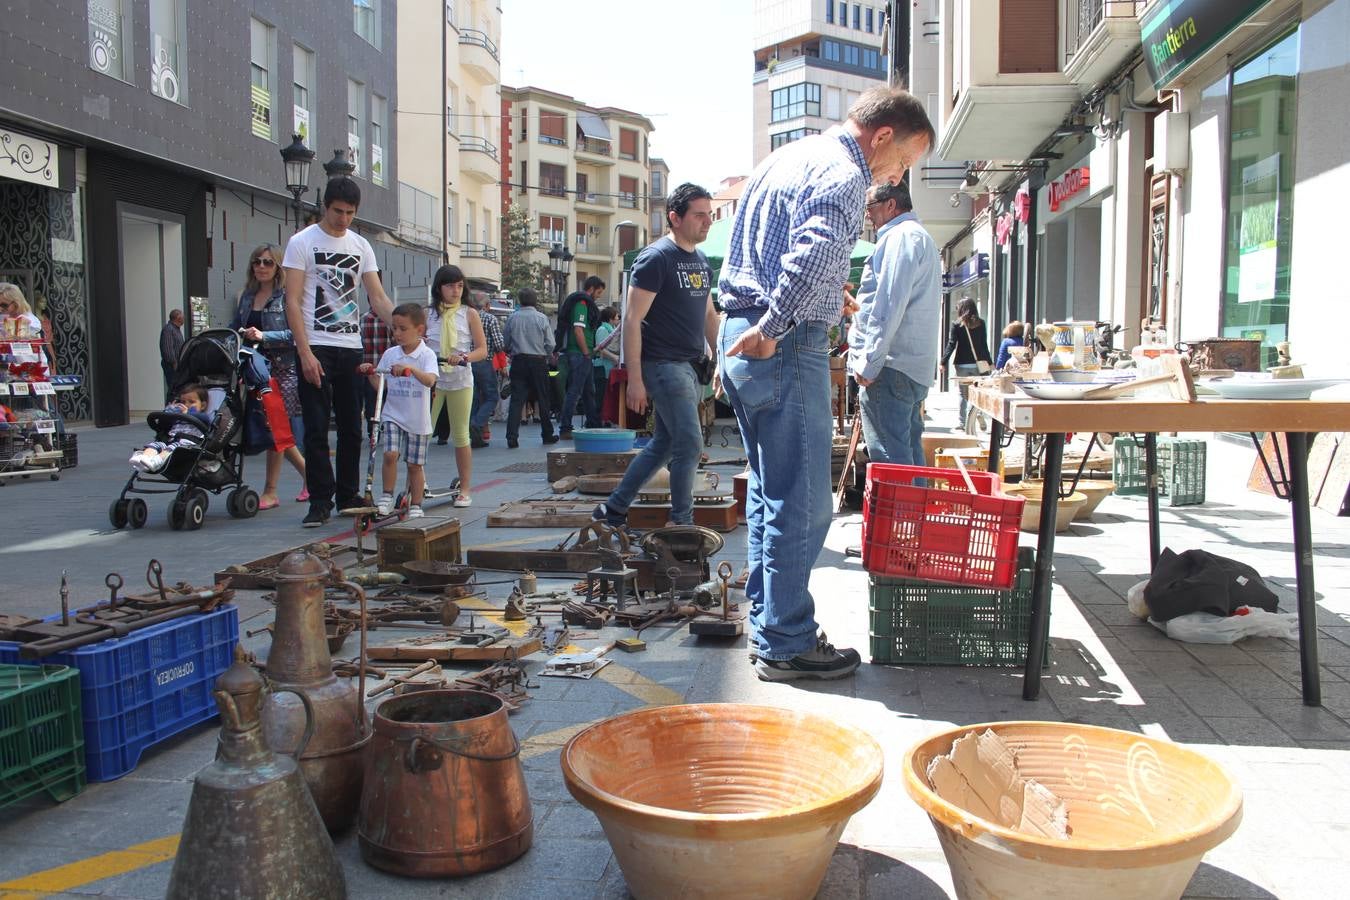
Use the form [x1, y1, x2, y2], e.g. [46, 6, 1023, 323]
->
[129, 383, 212, 472]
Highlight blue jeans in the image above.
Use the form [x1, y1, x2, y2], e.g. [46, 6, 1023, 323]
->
[605, 361, 703, 524]
[559, 350, 598, 431]
[719, 314, 833, 660]
[859, 367, 928, 467]
[954, 363, 980, 428]
[470, 358, 497, 429]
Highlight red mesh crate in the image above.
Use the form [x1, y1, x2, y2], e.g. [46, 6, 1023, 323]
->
[862, 463, 1023, 589]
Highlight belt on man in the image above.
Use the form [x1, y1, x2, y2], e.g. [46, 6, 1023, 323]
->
[513, 353, 546, 359]
[724, 306, 767, 321]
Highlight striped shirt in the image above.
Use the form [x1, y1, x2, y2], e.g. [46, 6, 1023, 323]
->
[718, 126, 869, 341]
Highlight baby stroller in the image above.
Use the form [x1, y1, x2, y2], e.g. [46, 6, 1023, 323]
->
[109, 328, 266, 531]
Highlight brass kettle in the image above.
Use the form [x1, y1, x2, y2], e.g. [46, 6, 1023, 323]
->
[166, 647, 347, 899]
[261, 550, 370, 831]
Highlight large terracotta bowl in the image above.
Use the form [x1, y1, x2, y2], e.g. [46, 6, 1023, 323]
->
[561, 704, 884, 900]
[1022, 478, 1117, 520]
[904, 721, 1243, 900]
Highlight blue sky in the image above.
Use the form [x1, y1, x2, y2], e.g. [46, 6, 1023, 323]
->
[499, 0, 756, 190]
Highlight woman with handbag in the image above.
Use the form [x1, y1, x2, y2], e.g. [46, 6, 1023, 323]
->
[941, 297, 992, 431]
[231, 243, 307, 510]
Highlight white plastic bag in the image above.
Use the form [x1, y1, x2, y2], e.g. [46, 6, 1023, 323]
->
[1126, 579, 1151, 619]
[1149, 608, 1299, 644]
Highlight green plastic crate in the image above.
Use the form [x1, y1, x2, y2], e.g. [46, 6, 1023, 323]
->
[869, 547, 1044, 666]
[1112, 436, 1206, 506]
[0, 664, 86, 808]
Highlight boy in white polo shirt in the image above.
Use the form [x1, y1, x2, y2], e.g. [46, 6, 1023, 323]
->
[361, 303, 438, 518]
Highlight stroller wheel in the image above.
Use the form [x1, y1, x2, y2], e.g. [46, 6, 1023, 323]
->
[127, 498, 149, 529]
[109, 499, 129, 530]
[169, 497, 187, 530]
[227, 488, 260, 519]
[184, 492, 207, 530]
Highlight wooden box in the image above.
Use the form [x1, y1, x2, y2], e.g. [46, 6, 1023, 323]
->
[546, 449, 640, 482]
[626, 500, 740, 533]
[377, 516, 461, 569]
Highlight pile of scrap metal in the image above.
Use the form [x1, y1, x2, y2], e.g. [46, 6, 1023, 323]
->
[0, 560, 233, 658]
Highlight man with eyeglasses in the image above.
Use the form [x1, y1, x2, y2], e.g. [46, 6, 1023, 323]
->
[848, 180, 940, 468]
[159, 309, 185, 402]
[717, 86, 934, 682]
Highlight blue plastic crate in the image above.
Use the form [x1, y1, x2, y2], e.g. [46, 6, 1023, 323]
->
[0, 606, 237, 781]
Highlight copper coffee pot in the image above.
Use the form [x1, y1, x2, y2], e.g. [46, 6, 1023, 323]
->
[166, 646, 347, 899]
[261, 550, 370, 831]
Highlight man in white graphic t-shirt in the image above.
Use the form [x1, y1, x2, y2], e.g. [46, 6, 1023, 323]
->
[284, 177, 395, 527]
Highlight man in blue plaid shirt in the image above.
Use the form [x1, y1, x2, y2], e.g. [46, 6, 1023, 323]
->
[718, 86, 934, 682]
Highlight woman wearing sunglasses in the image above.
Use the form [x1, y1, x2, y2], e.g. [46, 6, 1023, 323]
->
[231, 244, 307, 509]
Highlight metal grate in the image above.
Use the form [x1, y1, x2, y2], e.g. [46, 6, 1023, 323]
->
[495, 462, 548, 474]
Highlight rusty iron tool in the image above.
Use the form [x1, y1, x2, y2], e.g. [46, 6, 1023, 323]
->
[147, 559, 168, 604]
[561, 602, 611, 629]
[367, 660, 441, 698]
[689, 561, 744, 638]
[503, 588, 530, 621]
[542, 621, 571, 654]
[333, 659, 386, 679]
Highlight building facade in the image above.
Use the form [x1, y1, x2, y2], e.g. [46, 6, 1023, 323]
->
[0, 0, 442, 425]
[444, 0, 502, 292]
[924, 0, 1348, 377]
[752, 0, 890, 165]
[499, 85, 655, 305]
[649, 158, 671, 238]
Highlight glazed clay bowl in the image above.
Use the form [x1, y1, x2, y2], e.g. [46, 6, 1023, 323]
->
[561, 703, 883, 900]
[904, 721, 1243, 900]
[1002, 484, 1086, 532]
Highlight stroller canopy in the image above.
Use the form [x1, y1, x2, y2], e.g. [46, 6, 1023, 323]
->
[171, 329, 270, 394]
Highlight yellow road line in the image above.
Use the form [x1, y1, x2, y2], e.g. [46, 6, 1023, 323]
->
[0, 834, 180, 897]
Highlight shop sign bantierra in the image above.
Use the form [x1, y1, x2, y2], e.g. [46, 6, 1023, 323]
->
[1141, 0, 1268, 88]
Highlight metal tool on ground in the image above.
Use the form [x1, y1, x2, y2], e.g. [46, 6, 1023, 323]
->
[166, 648, 346, 900]
[584, 546, 638, 611]
[3, 566, 234, 658]
[639, 525, 724, 594]
[542, 620, 571, 654]
[503, 588, 530, 621]
[260, 550, 370, 833]
[367, 660, 442, 698]
[615, 637, 646, 653]
[399, 560, 476, 589]
[452, 653, 533, 710]
[456, 615, 509, 647]
[689, 561, 745, 638]
[541, 641, 616, 678]
[562, 601, 612, 629]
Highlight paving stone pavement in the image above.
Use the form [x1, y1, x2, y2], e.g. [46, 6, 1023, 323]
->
[0, 391, 1346, 898]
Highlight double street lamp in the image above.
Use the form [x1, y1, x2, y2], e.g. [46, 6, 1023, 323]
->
[547, 242, 573, 304]
[280, 136, 357, 232]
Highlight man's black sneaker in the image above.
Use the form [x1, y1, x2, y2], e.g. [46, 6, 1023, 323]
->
[542, 435, 560, 445]
[591, 502, 627, 529]
[506, 439, 519, 449]
[301, 508, 330, 528]
[753, 634, 861, 682]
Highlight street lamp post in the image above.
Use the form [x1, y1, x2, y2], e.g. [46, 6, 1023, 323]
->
[279, 134, 315, 232]
[611, 219, 636, 307]
[547, 242, 573, 306]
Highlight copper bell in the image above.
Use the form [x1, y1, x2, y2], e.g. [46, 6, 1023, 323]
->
[166, 646, 346, 899]
[359, 690, 533, 876]
[261, 550, 371, 831]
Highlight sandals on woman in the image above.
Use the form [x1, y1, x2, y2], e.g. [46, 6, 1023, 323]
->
[453, 494, 472, 508]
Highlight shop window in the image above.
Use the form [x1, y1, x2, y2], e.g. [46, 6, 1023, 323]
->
[1221, 28, 1300, 368]
[148, 0, 187, 105]
[88, 0, 134, 83]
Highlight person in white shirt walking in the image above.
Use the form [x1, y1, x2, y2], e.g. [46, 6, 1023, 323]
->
[361, 303, 439, 518]
[283, 177, 395, 527]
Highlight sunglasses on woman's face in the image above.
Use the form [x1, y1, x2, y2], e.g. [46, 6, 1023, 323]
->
[253, 258, 276, 267]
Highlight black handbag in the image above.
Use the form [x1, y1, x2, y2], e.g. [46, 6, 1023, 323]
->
[691, 356, 715, 385]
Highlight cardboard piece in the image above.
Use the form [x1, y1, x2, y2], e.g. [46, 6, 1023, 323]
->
[926, 730, 1070, 840]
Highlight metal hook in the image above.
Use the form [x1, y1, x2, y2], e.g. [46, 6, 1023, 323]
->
[146, 559, 167, 603]
[105, 572, 124, 609]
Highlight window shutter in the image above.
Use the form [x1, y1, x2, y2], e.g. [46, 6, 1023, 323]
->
[619, 129, 638, 157]
[998, 0, 1058, 74]
[540, 110, 566, 140]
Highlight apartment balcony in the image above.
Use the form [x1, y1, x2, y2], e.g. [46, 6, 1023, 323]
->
[1064, 0, 1142, 89]
[461, 241, 499, 261]
[459, 29, 500, 82]
[459, 136, 499, 183]
[457, 251, 500, 288]
[576, 137, 614, 165]
[574, 238, 611, 261]
[575, 192, 614, 213]
[617, 192, 640, 210]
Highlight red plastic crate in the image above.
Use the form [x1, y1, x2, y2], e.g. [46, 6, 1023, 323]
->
[862, 463, 1023, 589]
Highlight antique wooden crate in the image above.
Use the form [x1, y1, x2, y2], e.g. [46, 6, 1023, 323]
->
[546, 449, 640, 482]
[377, 516, 462, 569]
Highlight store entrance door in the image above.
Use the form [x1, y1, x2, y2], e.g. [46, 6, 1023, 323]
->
[119, 209, 184, 416]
